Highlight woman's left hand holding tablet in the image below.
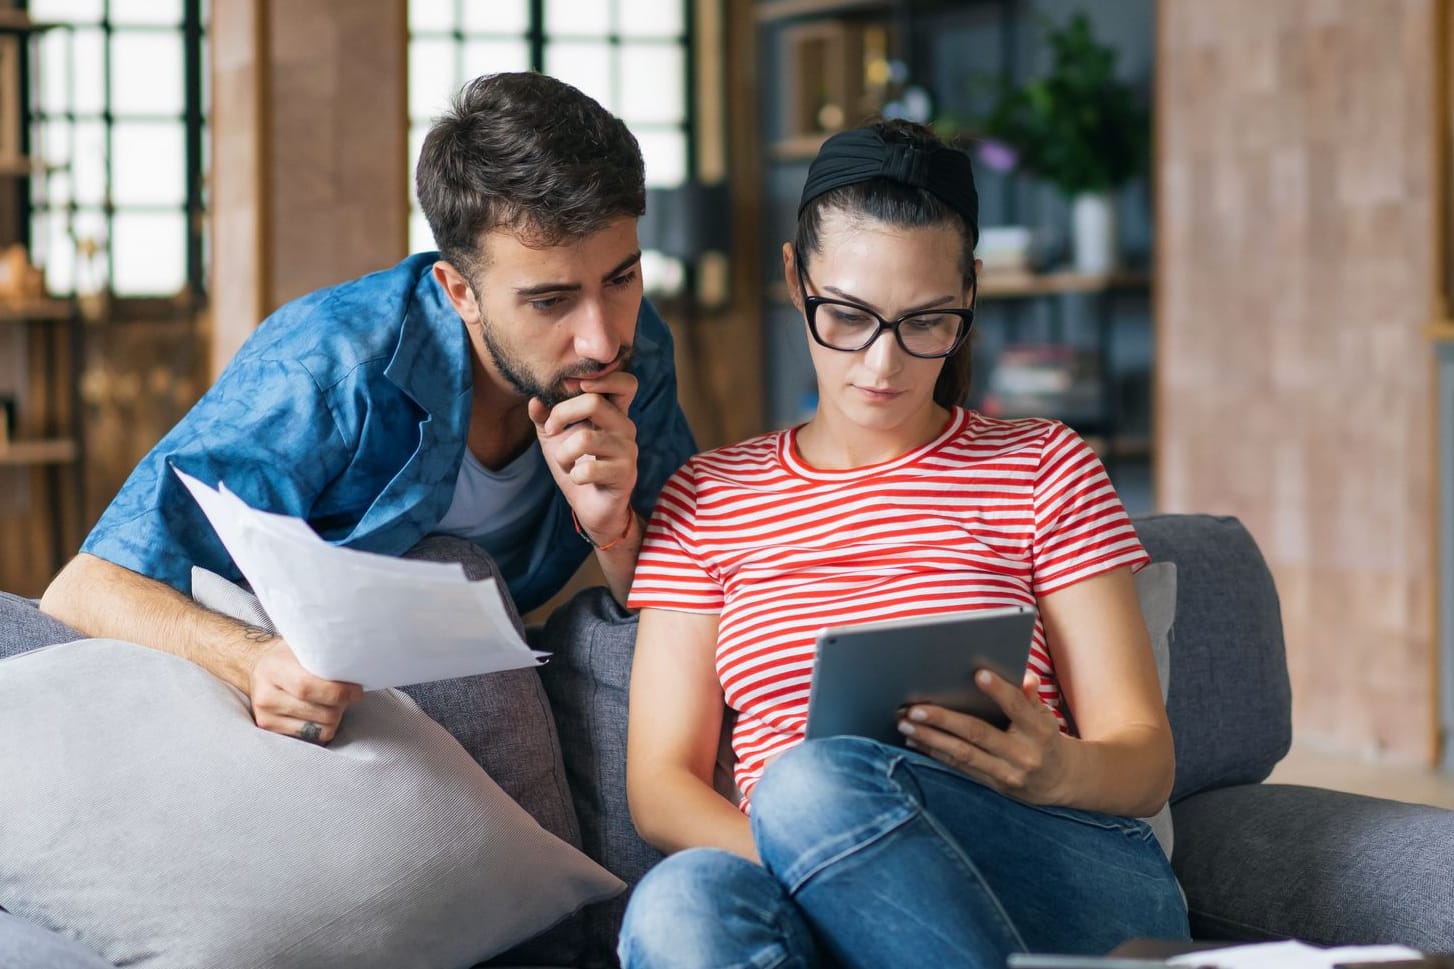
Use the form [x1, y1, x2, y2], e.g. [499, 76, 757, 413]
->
[897, 669, 1071, 806]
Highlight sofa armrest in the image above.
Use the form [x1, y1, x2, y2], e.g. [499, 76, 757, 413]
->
[1171, 783, 1454, 950]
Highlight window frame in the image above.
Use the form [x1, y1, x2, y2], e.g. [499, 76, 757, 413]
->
[406, 0, 697, 263]
[23, 0, 208, 301]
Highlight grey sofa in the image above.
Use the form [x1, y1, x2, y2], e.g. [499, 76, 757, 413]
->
[4, 513, 1453, 966]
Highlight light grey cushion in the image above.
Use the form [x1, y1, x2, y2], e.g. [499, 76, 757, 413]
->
[0, 638, 622, 969]
[1133, 562, 1178, 858]
[192, 533, 590, 967]
[1135, 562, 1176, 700]
[190, 565, 272, 630]
[0, 911, 113, 969]
[190, 539, 584, 857]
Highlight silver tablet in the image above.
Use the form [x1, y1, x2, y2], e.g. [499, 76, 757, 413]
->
[804, 605, 1039, 746]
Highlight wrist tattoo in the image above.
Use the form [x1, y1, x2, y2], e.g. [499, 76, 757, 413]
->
[241, 624, 277, 644]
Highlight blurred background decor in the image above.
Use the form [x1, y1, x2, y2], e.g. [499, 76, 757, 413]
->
[0, 0, 1442, 790]
[978, 12, 1147, 274]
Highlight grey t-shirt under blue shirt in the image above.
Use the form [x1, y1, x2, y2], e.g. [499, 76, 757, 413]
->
[433, 443, 554, 581]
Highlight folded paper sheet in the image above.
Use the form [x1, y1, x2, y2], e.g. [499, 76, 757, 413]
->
[176, 468, 546, 691]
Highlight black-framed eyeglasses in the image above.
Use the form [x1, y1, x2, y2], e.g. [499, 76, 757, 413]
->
[795, 252, 974, 360]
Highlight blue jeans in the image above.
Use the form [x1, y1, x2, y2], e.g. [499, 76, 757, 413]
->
[618, 737, 1188, 969]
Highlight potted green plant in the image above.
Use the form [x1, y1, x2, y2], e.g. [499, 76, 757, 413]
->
[978, 13, 1149, 274]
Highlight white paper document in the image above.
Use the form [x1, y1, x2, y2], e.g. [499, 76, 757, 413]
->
[175, 468, 546, 691]
[1168, 940, 1422, 969]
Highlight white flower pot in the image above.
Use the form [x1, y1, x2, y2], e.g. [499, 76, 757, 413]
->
[1071, 191, 1118, 275]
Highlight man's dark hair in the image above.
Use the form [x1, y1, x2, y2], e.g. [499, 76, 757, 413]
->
[795, 119, 978, 410]
[416, 72, 646, 270]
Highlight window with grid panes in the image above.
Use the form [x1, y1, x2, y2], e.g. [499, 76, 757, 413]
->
[407, 0, 690, 293]
[26, 0, 206, 299]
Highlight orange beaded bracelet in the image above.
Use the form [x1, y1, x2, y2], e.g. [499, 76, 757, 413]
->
[571, 507, 634, 552]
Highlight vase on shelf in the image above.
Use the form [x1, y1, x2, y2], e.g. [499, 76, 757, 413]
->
[1070, 191, 1118, 275]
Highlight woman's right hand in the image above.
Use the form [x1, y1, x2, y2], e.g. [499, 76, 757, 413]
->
[898, 668, 1073, 807]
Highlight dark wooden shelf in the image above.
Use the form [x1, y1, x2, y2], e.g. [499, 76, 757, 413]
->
[757, 0, 961, 23]
[0, 10, 62, 33]
[757, 0, 894, 23]
[0, 156, 44, 178]
[769, 133, 831, 161]
[1428, 319, 1454, 342]
[1084, 434, 1153, 461]
[768, 271, 1151, 306]
[0, 438, 78, 467]
[0, 299, 73, 323]
[978, 270, 1151, 298]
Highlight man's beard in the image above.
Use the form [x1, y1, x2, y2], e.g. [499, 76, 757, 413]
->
[477, 310, 633, 409]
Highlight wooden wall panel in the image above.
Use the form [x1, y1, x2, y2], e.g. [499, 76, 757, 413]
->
[1157, 0, 1439, 761]
[265, 0, 407, 311]
[79, 314, 207, 529]
[210, 0, 407, 378]
[0, 467, 58, 597]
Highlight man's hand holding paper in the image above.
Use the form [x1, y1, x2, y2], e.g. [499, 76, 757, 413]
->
[249, 639, 364, 744]
[175, 468, 547, 743]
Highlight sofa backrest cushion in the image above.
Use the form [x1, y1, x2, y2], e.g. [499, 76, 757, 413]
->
[536, 588, 665, 968]
[0, 592, 81, 658]
[1132, 514, 1292, 802]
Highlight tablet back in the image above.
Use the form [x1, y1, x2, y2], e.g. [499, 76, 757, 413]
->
[805, 606, 1038, 746]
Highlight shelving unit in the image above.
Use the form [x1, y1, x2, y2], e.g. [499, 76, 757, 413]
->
[0, 437, 78, 466]
[979, 270, 1150, 298]
[753, 0, 1157, 509]
[756, 0, 905, 23]
[0, 6, 83, 585]
[0, 156, 39, 177]
[0, 297, 72, 323]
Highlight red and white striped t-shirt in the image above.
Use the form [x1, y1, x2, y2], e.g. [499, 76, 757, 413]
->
[627, 408, 1149, 807]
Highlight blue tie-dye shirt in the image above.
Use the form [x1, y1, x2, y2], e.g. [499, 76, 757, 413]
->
[81, 253, 697, 614]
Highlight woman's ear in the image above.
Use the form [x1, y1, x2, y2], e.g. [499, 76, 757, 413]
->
[967, 256, 983, 308]
[782, 242, 801, 312]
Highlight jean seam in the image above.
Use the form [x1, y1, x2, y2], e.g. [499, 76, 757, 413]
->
[905, 778, 1030, 953]
[774, 801, 917, 893]
[778, 753, 1028, 955]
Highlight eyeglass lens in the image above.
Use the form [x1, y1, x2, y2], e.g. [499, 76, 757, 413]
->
[811, 300, 966, 357]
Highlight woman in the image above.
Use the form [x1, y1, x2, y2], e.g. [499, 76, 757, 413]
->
[620, 120, 1187, 968]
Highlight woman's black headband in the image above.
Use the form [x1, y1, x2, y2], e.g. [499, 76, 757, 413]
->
[797, 128, 980, 246]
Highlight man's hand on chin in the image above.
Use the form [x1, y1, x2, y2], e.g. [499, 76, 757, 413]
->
[529, 369, 640, 544]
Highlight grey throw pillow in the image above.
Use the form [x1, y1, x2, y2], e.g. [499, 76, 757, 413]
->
[190, 555, 583, 854]
[0, 638, 623, 969]
[1133, 561, 1178, 857]
[191, 545, 590, 967]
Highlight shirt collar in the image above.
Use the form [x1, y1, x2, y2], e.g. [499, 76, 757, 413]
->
[383, 253, 473, 418]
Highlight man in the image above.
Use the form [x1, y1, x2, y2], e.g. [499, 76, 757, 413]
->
[39, 72, 696, 746]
